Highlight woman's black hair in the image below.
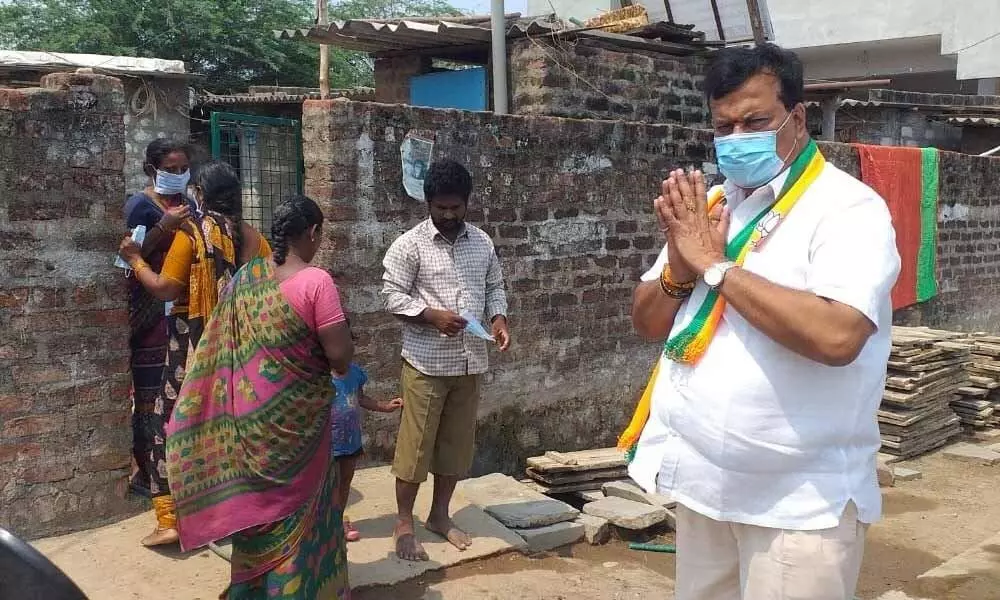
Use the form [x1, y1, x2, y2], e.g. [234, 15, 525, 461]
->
[194, 161, 246, 265]
[271, 195, 324, 265]
[144, 138, 189, 170]
[704, 43, 804, 111]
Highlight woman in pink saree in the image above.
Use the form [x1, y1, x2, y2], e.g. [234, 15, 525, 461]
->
[165, 196, 353, 599]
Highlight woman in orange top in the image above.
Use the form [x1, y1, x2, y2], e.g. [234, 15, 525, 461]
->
[119, 161, 271, 546]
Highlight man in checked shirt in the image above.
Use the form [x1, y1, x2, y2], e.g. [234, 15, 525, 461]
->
[381, 159, 511, 561]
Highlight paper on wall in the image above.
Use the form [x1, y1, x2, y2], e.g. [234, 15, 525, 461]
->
[401, 132, 434, 201]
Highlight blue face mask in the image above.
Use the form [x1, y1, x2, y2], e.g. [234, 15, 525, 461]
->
[153, 169, 190, 196]
[713, 112, 795, 190]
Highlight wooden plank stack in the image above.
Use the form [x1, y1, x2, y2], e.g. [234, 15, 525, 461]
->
[880, 327, 966, 458]
[522, 448, 627, 494]
[949, 335, 1000, 428]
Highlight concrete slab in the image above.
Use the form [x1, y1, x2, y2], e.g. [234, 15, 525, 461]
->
[583, 497, 668, 530]
[941, 442, 1000, 465]
[602, 480, 676, 508]
[458, 473, 579, 529]
[31, 513, 230, 600]
[32, 466, 526, 599]
[914, 530, 1000, 598]
[577, 514, 610, 545]
[515, 521, 585, 553]
[893, 467, 923, 481]
[346, 467, 526, 588]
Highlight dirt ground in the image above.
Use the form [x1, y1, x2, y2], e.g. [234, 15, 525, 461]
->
[356, 442, 1000, 600]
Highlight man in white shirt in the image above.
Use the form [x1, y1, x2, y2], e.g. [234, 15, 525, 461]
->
[629, 43, 900, 598]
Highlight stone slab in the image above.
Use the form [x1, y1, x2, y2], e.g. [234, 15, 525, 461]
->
[913, 529, 1000, 598]
[32, 466, 526, 598]
[576, 514, 610, 545]
[940, 442, 1000, 465]
[583, 497, 668, 530]
[892, 467, 923, 481]
[602, 480, 676, 508]
[345, 467, 527, 588]
[576, 489, 606, 503]
[459, 473, 579, 529]
[515, 520, 585, 553]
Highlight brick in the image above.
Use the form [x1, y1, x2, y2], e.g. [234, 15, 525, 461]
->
[2, 414, 66, 438]
[605, 238, 630, 251]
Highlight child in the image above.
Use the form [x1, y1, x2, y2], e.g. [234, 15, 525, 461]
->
[332, 362, 403, 542]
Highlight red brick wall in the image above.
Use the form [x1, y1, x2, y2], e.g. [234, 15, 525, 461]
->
[510, 38, 710, 127]
[0, 72, 134, 539]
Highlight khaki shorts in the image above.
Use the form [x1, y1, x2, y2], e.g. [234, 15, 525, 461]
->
[391, 361, 481, 483]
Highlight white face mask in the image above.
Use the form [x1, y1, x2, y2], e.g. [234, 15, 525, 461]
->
[153, 169, 190, 195]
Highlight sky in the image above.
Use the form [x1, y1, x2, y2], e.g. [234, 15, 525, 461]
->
[450, 0, 529, 16]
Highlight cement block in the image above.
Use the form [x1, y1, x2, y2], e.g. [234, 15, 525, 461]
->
[893, 467, 923, 481]
[941, 443, 1000, 466]
[576, 514, 610, 545]
[877, 463, 895, 487]
[583, 497, 668, 530]
[602, 480, 676, 508]
[459, 473, 579, 529]
[516, 520, 585, 553]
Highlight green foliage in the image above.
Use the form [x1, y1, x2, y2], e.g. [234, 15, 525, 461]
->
[0, 0, 461, 92]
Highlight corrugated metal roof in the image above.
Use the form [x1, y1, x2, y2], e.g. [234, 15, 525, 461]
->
[197, 88, 374, 106]
[945, 116, 1000, 127]
[275, 18, 563, 53]
[0, 50, 191, 78]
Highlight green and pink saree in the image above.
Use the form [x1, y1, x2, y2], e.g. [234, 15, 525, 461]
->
[166, 258, 349, 599]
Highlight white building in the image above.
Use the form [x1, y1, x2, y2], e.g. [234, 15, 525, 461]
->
[767, 0, 1000, 93]
[528, 0, 1000, 92]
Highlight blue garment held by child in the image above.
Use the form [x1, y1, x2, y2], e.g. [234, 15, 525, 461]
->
[332, 364, 368, 457]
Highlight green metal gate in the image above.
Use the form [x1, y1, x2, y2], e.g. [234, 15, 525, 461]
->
[209, 112, 304, 238]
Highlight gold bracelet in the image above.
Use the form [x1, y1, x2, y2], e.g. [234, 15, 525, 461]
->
[130, 259, 149, 273]
[660, 276, 693, 299]
[661, 264, 695, 289]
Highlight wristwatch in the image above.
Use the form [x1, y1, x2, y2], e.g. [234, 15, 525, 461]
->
[703, 261, 737, 290]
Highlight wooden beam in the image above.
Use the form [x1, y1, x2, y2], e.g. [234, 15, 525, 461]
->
[574, 30, 700, 56]
[317, 0, 329, 99]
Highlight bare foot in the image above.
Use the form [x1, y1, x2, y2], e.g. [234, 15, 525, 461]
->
[394, 520, 429, 561]
[141, 527, 179, 547]
[425, 515, 471, 551]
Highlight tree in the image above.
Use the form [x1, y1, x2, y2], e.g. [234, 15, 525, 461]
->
[0, 0, 461, 92]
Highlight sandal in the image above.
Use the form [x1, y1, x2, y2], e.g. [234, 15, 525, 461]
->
[344, 519, 361, 542]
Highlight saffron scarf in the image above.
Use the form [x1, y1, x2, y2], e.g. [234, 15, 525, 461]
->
[165, 258, 334, 553]
[618, 140, 827, 460]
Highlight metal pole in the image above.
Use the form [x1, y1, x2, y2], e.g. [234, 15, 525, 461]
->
[979, 143, 1000, 157]
[708, 0, 725, 42]
[490, 0, 508, 114]
[820, 95, 840, 142]
[317, 0, 330, 99]
[745, 0, 766, 44]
